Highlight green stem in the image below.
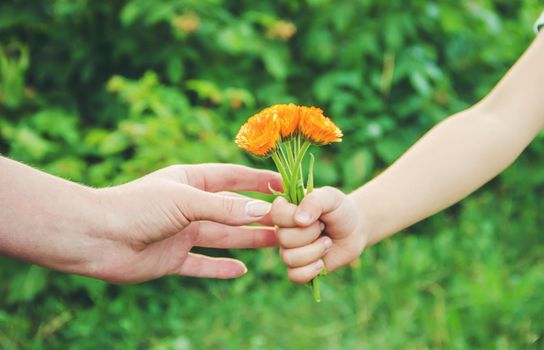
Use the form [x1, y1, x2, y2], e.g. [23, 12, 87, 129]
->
[289, 140, 311, 204]
[285, 140, 295, 169]
[280, 139, 325, 303]
[284, 141, 298, 203]
[312, 278, 321, 303]
[306, 153, 315, 195]
[296, 136, 304, 201]
[271, 152, 291, 200]
[279, 144, 290, 170]
[293, 140, 311, 174]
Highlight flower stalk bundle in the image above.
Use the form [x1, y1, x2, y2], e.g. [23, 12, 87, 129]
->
[236, 103, 342, 302]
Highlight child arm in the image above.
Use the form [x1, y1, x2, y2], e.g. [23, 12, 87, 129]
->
[353, 33, 544, 246]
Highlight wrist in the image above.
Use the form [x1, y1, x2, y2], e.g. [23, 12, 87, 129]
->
[77, 186, 125, 280]
[58, 186, 111, 278]
[347, 189, 384, 248]
[22, 184, 108, 278]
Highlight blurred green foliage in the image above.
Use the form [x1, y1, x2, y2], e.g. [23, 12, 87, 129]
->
[1, 0, 544, 348]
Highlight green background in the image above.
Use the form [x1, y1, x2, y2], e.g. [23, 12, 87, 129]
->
[1, 1, 543, 348]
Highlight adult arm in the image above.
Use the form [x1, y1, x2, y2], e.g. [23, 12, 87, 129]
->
[0, 156, 282, 282]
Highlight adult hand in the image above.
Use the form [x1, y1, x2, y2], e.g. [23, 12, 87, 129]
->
[92, 164, 282, 283]
[0, 157, 282, 284]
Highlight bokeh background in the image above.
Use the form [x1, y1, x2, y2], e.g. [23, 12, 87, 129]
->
[1, 1, 544, 349]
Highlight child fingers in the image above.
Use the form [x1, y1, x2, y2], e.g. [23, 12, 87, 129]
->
[276, 221, 323, 248]
[279, 236, 332, 268]
[294, 186, 344, 226]
[270, 196, 298, 227]
[287, 260, 325, 285]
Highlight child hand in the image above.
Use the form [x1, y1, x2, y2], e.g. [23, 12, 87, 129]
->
[271, 187, 367, 284]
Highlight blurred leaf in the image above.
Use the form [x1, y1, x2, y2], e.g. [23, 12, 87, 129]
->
[99, 131, 130, 155]
[7, 266, 47, 304]
[166, 58, 184, 84]
[409, 70, 432, 96]
[376, 135, 409, 164]
[343, 149, 373, 191]
[262, 45, 288, 80]
[12, 127, 52, 160]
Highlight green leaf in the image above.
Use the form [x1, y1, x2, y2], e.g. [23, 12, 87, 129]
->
[262, 45, 288, 80]
[7, 266, 48, 304]
[13, 127, 51, 160]
[409, 70, 432, 96]
[375, 137, 408, 164]
[166, 58, 184, 84]
[99, 132, 130, 155]
[343, 150, 373, 191]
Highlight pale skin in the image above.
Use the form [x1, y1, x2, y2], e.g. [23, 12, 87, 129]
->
[0, 157, 283, 283]
[271, 32, 544, 284]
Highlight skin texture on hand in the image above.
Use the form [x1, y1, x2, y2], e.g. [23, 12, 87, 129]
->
[0, 157, 282, 283]
[92, 164, 282, 283]
[270, 187, 366, 284]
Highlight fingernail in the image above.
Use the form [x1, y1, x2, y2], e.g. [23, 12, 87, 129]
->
[246, 201, 272, 217]
[296, 212, 311, 224]
[241, 264, 248, 275]
[319, 222, 325, 231]
[314, 260, 324, 272]
[323, 237, 332, 250]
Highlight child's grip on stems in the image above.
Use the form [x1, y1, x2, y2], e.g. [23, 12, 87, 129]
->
[271, 187, 368, 285]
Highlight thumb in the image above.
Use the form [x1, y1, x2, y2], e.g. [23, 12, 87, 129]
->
[181, 185, 272, 226]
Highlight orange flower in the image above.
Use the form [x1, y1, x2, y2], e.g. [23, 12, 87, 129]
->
[235, 112, 281, 157]
[298, 106, 343, 144]
[264, 103, 300, 139]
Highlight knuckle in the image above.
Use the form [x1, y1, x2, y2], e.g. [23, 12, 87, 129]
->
[171, 185, 195, 224]
[220, 196, 237, 216]
[167, 164, 185, 172]
[321, 186, 343, 198]
[166, 165, 189, 182]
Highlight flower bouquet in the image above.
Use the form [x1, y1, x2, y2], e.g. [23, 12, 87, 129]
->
[236, 103, 342, 302]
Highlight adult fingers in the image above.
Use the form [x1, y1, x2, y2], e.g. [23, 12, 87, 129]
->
[280, 236, 332, 268]
[276, 221, 323, 249]
[287, 260, 325, 285]
[176, 253, 247, 279]
[193, 222, 277, 248]
[217, 192, 274, 226]
[270, 196, 298, 227]
[182, 164, 283, 193]
[180, 185, 272, 226]
[293, 186, 344, 226]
